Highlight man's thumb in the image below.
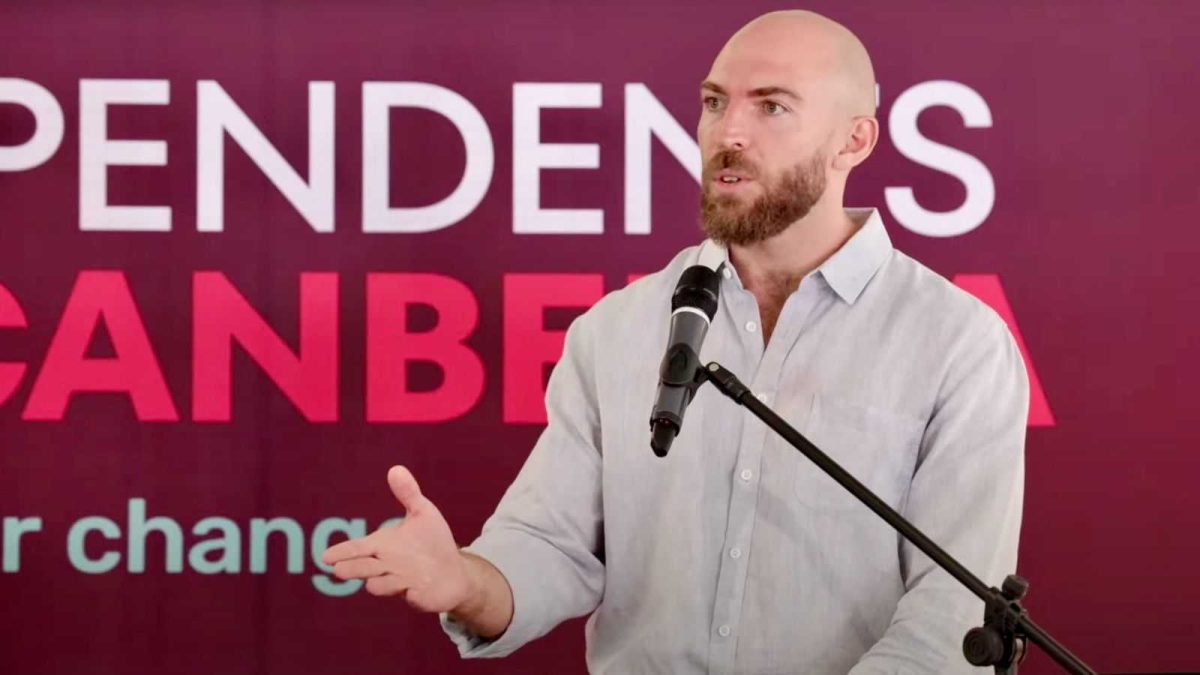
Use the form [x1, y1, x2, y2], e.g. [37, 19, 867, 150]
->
[387, 465, 426, 513]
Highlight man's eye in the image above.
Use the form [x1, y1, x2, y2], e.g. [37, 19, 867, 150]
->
[703, 97, 722, 111]
[763, 101, 785, 115]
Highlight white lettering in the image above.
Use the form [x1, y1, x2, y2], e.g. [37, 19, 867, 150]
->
[361, 82, 494, 233]
[0, 79, 64, 171]
[885, 80, 994, 237]
[513, 82, 603, 234]
[197, 80, 334, 232]
[79, 79, 171, 231]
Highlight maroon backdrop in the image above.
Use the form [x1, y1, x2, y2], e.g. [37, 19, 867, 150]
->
[1, 1, 1198, 673]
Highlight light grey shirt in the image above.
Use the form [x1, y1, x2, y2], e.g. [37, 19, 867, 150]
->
[442, 208, 1028, 675]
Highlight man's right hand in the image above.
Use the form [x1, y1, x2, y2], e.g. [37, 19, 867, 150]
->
[321, 465, 514, 637]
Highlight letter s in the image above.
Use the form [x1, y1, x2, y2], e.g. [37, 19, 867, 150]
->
[885, 80, 994, 238]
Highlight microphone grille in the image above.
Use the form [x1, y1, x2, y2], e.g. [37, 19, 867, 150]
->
[671, 265, 721, 319]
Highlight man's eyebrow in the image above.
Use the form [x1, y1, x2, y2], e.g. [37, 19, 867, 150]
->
[699, 81, 801, 102]
[749, 86, 801, 101]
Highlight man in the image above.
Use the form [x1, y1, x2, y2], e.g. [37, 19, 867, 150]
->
[324, 9, 1027, 674]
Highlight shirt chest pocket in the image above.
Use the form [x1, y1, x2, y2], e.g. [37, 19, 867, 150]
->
[793, 394, 924, 514]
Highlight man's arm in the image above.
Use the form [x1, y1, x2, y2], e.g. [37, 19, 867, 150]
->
[446, 552, 515, 639]
[440, 311, 607, 658]
[322, 308, 605, 659]
[849, 311, 1029, 674]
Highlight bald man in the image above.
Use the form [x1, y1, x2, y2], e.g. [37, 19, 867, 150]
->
[324, 10, 1027, 674]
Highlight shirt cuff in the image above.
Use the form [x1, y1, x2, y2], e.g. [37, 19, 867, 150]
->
[438, 611, 498, 657]
[436, 540, 533, 658]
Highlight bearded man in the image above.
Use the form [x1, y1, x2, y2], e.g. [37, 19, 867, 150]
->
[324, 9, 1028, 674]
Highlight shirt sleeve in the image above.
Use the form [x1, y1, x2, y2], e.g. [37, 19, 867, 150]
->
[440, 311, 606, 658]
[848, 310, 1029, 675]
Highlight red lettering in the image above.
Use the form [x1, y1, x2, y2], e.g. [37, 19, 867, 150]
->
[23, 271, 178, 421]
[503, 274, 604, 424]
[192, 272, 338, 422]
[366, 273, 483, 423]
[0, 283, 28, 407]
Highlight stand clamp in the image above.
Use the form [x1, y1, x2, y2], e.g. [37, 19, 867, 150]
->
[964, 575, 1031, 674]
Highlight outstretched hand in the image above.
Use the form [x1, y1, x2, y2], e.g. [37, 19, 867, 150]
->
[322, 466, 475, 613]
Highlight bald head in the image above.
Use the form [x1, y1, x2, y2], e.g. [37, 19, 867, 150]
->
[696, 10, 881, 245]
[714, 10, 876, 117]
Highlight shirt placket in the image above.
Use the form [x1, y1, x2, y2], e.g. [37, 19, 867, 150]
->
[705, 276, 763, 675]
[707, 275, 824, 675]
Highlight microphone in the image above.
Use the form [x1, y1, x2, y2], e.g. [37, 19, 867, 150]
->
[650, 264, 722, 457]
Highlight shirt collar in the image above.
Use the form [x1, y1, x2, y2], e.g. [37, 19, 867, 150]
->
[700, 208, 893, 305]
[817, 208, 893, 304]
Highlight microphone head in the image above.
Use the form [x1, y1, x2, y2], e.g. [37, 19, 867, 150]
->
[671, 265, 721, 320]
[650, 263, 722, 458]
[650, 421, 677, 457]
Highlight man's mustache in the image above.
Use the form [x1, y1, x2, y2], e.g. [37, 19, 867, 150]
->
[703, 150, 757, 180]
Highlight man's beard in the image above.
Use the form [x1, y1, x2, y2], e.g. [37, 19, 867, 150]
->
[700, 151, 828, 246]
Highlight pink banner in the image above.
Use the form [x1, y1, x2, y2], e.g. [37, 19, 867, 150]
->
[1, 1, 1197, 673]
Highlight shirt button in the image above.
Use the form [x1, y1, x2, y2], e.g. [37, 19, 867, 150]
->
[729, 547, 742, 559]
[718, 624, 731, 637]
[740, 469, 753, 482]
[722, 267, 732, 280]
[745, 321, 758, 333]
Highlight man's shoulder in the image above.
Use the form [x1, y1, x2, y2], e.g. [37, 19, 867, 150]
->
[877, 250, 1010, 343]
[574, 244, 701, 329]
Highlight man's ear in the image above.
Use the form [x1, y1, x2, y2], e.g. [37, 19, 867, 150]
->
[831, 116, 879, 171]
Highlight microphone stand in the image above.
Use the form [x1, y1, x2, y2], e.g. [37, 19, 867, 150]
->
[693, 361, 1096, 675]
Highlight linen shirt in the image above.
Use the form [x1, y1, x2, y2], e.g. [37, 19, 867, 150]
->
[442, 208, 1028, 674]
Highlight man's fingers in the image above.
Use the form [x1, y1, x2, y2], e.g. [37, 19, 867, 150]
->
[321, 536, 375, 566]
[387, 465, 428, 515]
[365, 574, 409, 597]
[332, 557, 389, 580]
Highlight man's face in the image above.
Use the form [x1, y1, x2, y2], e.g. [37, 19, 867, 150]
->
[697, 34, 839, 245]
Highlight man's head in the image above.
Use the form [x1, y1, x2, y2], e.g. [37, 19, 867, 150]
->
[698, 10, 879, 245]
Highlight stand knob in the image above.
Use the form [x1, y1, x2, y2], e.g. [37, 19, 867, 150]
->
[1002, 574, 1029, 601]
[963, 626, 1007, 666]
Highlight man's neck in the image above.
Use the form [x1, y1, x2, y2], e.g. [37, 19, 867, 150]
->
[727, 199, 859, 344]
[729, 200, 857, 295]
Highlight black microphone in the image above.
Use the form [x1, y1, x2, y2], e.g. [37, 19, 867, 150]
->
[650, 264, 722, 457]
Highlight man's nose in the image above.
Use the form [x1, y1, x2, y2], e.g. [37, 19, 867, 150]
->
[717, 104, 750, 151]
